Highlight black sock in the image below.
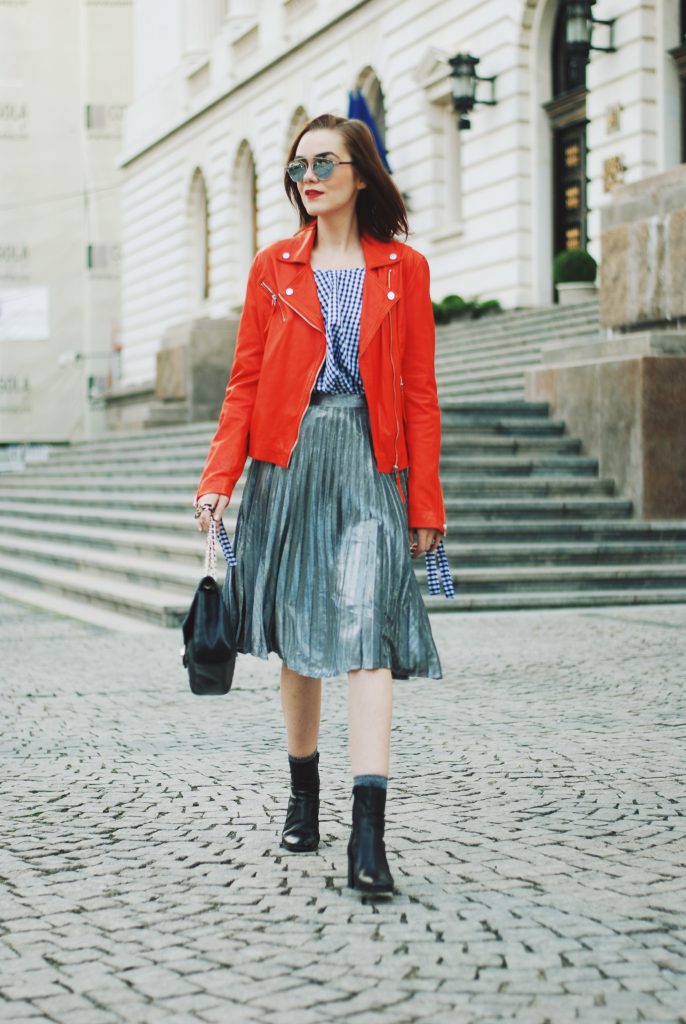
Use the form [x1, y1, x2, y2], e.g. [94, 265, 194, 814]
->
[288, 749, 319, 792]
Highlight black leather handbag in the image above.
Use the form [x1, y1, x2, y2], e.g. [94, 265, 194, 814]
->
[181, 517, 237, 695]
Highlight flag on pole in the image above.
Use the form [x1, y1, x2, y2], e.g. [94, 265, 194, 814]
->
[347, 89, 392, 173]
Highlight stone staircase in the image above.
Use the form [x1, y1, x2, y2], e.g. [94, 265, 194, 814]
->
[436, 298, 601, 400]
[1, 298, 686, 626]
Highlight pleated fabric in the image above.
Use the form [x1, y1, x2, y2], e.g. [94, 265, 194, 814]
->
[222, 392, 443, 680]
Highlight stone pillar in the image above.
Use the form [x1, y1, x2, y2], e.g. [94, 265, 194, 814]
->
[600, 165, 686, 330]
[155, 315, 240, 423]
[525, 164, 686, 519]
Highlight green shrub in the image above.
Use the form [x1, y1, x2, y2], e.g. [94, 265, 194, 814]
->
[472, 298, 501, 319]
[432, 301, 449, 325]
[553, 248, 597, 285]
[441, 294, 467, 315]
[432, 293, 502, 324]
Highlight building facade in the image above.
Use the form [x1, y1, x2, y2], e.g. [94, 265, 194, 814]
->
[0, 0, 133, 443]
[114, 0, 685, 392]
[2, 0, 685, 437]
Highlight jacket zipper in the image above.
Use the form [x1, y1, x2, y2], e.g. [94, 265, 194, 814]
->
[278, 293, 326, 463]
[387, 267, 405, 506]
[260, 280, 286, 321]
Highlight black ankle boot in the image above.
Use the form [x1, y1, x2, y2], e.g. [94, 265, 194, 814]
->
[280, 752, 320, 852]
[347, 784, 394, 895]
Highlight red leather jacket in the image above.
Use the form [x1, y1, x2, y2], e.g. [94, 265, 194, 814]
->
[195, 219, 446, 533]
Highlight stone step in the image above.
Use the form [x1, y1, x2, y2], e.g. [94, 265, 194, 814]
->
[437, 368, 540, 391]
[440, 401, 550, 420]
[435, 303, 600, 345]
[0, 578, 167, 633]
[3, 499, 665, 541]
[3, 542, 685, 628]
[1, 457, 600, 490]
[438, 381, 526, 401]
[2, 452, 598, 482]
[0, 475, 615, 499]
[13, 420, 569, 470]
[1, 519, 209, 562]
[13, 434, 583, 472]
[439, 454, 596, 475]
[0, 534, 204, 591]
[0, 493, 632, 519]
[0, 551, 189, 627]
[3, 532, 686, 594]
[441, 416, 567, 434]
[435, 335, 597, 367]
[436, 327, 601, 365]
[432, 562, 686, 593]
[423, 588, 686, 613]
[4, 528, 686, 585]
[3, 516, 686, 563]
[441, 520, 686, 543]
[436, 351, 542, 378]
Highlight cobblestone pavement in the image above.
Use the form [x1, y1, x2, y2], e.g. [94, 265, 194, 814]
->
[1, 597, 686, 1024]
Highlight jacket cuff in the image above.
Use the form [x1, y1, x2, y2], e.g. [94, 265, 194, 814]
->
[407, 510, 447, 534]
[194, 475, 236, 507]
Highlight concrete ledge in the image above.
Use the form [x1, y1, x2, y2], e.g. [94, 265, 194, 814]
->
[540, 330, 686, 366]
[525, 354, 686, 519]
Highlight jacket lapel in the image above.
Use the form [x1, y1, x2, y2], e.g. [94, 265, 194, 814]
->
[272, 222, 325, 333]
[270, 220, 403, 349]
[358, 233, 402, 357]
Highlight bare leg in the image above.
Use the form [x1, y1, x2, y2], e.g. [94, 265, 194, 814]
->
[347, 667, 393, 777]
[280, 662, 322, 757]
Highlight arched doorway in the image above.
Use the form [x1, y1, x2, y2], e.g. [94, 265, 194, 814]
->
[231, 140, 258, 306]
[542, 5, 589, 266]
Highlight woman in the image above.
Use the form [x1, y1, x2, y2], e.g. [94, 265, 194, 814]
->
[194, 113, 452, 897]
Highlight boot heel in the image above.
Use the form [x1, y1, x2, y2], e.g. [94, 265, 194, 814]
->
[347, 848, 355, 889]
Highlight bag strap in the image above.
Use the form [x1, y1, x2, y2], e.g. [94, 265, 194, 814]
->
[425, 540, 455, 599]
[203, 518, 238, 576]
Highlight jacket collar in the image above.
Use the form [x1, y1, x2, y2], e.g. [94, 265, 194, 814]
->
[276, 219, 404, 269]
[272, 219, 403, 356]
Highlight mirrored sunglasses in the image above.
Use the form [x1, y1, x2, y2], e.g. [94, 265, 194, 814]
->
[285, 156, 355, 182]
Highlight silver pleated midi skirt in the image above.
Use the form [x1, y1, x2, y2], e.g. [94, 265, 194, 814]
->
[222, 392, 443, 680]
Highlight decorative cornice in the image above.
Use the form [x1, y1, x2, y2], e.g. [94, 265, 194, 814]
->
[119, 0, 379, 168]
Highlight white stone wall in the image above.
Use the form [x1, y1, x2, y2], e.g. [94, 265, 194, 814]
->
[116, 0, 682, 387]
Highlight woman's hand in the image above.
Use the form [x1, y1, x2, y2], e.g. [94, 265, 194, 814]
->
[195, 493, 230, 532]
[408, 527, 443, 558]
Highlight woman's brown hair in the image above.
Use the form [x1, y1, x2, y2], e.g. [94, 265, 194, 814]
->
[284, 113, 409, 242]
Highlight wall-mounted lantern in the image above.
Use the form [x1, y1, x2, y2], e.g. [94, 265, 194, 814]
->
[563, 0, 616, 59]
[448, 53, 496, 131]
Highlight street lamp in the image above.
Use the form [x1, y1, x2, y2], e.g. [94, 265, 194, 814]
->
[448, 53, 496, 131]
[563, 0, 616, 59]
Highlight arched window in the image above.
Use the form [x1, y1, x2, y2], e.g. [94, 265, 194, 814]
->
[233, 141, 258, 301]
[354, 66, 387, 146]
[189, 168, 210, 303]
[285, 105, 309, 157]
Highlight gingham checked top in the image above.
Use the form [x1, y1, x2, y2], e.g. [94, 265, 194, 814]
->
[312, 268, 365, 394]
[308, 267, 455, 601]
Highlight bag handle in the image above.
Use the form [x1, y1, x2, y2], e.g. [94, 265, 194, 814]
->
[203, 517, 237, 577]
